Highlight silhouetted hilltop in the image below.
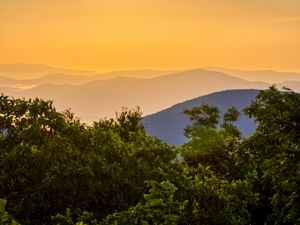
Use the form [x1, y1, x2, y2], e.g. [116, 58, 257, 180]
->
[142, 89, 259, 145]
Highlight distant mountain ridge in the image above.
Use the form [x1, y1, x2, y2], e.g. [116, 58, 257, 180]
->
[142, 89, 259, 145]
[1, 67, 300, 123]
[0, 63, 178, 82]
[1, 69, 268, 122]
[0, 74, 93, 87]
[207, 67, 300, 83]
[0, 63, 94, 79]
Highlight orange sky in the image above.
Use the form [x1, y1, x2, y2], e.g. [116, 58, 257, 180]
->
[1, 0, 300, 71]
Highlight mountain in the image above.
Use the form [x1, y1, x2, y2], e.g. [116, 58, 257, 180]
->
[142, 89, 259, 145]
[0, 76, 18, 85]
[0, 63, 93, 79]
[0, 73, 144, 87]
[0, 69, 268, 123]
[95, 69, 181, 80]
[207, 67, 300, 83]
[18, 84, 76, 99]
[0, 74, 93, 88]
[0, 64, 178, 86]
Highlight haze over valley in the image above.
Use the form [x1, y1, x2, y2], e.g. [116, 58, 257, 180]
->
[1, 64, 300, 124]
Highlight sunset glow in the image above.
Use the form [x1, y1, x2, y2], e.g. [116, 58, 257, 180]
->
[1, 0, 300, 71]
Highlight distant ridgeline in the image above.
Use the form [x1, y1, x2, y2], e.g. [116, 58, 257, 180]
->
[142, 89, 259, 145]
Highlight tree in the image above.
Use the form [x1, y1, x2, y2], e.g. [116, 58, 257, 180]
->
[0, 199, 20, 225]
[181, 104, 241, 179]
[0, 96, 176, 224]
[100, 180, 187, 225]
[2, 86, 300, 225]
[242, 86, 300, 224]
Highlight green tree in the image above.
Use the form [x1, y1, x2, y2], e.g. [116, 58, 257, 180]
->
[242, 86, 300, 224]
[2, 86, 300, 225]
[100, 180, 187, 225]
[0, 96, 176, 224]
[181, 104, 241, 179]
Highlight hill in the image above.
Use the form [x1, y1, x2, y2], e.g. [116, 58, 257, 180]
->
[0, 64, 177, 86]
[1, 69, 267, 122]
[0, 63, 93, 79]
[95, 69, 180, 80]
[208, 67, 300, 83]
[142, 89, 259, 145]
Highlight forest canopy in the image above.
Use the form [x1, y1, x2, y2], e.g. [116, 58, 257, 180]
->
[0, 86, 299, 225]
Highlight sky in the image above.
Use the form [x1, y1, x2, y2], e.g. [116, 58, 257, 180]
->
[1, 0, 300, 71]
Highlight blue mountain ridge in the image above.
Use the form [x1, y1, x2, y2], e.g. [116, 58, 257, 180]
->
[142, 89, 259, 145]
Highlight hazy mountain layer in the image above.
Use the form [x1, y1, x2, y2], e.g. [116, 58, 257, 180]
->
[0, 63, 94, 79]
[0, 63, 177, 83]
[1, 69, 268, 123]
[208, 67, 300, 83]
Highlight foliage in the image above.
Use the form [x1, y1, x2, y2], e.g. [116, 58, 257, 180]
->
[100, 180, 188, 225]
[1, 86, 300, 224]
[181, 105, 241, 179]
[0, 96, 175, 224]
[242, 86, 300, 224]
[0, 199, 20, 225]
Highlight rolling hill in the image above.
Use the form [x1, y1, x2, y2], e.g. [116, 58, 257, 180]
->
[207, 67, 300, 83]
[142, 89, 259, 145]
[1, 69, 268, 123]
[0, 63, 94, 79]
[0, 74, 93, 87]
[0, 64, 178, 86]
